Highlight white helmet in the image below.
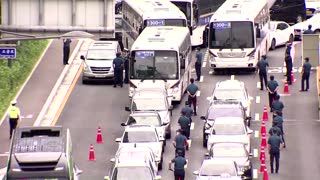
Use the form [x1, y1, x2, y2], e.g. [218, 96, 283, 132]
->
[11, 100, 17, 105]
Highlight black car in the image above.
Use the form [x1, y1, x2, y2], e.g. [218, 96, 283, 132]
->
[200, 101, 251, 147]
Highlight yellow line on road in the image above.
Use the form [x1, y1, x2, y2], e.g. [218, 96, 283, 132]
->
[51, 63, 83, 125]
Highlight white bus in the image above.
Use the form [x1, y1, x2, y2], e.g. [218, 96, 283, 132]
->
[121, 0, 188, 50]
[208, 0, 270, 72]
[169, 0, 214, 47]
[128, 26, 192, 102]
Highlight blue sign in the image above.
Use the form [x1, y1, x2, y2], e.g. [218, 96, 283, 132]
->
[212, 22, 231, 30]
[136, 51, 155, 58]
[146, 19, 165, 26]
[0, 48, 16, 59]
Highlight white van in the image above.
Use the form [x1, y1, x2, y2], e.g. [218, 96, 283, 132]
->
[80, 41, 122, 84]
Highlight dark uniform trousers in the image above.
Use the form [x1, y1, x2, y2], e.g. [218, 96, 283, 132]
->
[259, 72, 268, 90]
[124, 60, 129, 84]
[114, 68, 123, 86]
[301, 72, 310, 91]
[63, 46, 70, 65]
[270, 149, 280, 173]
[286, 64, 292, 84]
[188, 96, 197, 114]
[195, 63, 201, 81]
[174, 169, 185, 180]
[268, 92, 277, 109]
[182, 128, 191, 140]
[9, 118, 18, 138]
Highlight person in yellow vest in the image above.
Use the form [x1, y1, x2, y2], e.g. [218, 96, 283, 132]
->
[8, 100, 20, 139]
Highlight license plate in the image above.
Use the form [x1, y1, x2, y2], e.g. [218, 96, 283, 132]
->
[95, 75, 106, 78]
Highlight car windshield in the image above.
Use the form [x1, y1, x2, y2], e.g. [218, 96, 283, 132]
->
[132, 98, 167, 111]
[208, 107, 243, 120]
[214, 89, 246, 100]
[128, 116, 161, 126]
[87, 49, 116, 60]
[213, 124, 245, 135]
[122, 131, 157, 142]
[200, 162, 236, 176]
[114, 167, 153, 180]
[212, 146, 247, 157]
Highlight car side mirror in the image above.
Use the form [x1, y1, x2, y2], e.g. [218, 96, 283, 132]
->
[204, 152, 210, 157]
[123, 48, 129, 52]
[154, 175, 162, 180]
[193, 171, 199, 175]
[200, 116, 206, 120]
[80, 55, 85, 60]
[125, 106, 131, 111]
[104, 176, 111, 180]
[121, 123, 126, 126]
[115, 138, 122, 142]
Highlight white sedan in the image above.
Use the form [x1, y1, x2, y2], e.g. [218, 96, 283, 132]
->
[269, 21, 294, 50]
[291, 13, 320, 40]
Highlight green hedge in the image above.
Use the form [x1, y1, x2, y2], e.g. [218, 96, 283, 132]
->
[0, 40, 49, 122]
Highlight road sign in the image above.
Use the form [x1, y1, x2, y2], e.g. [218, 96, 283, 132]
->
[0, 47, 16, 59]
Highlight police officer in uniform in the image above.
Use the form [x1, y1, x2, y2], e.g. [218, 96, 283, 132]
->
[8, 100, 20, 139]
[267, 75, 279, 111]
[178, 111, 191, 139]
[172, 129, 188, 157]
[63, 39, 72, 65]
[300, 57, 312, 92]
[268, 121, 282, 137]
[273, 111, 285, 147]
[256, 55, 269, 90]
[285, 53, 293, 85]
[186, 78, 199, 115]
[271, 95, 284, 116]
[195, 47, 203, 81]
[181, 101, 193, 123]
[123, 50, 129, 84]
[268, 129, 284, 174]
[169, 149, 187, 180]
[113, 52, 124, 88]
[303, 24, 314, 34]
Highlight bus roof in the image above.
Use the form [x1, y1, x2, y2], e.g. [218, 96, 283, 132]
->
[143, 9, 186, 20]
[124, 0, 183, 17]
[131, 26, 190, 51]
[210, 0, 268, 22]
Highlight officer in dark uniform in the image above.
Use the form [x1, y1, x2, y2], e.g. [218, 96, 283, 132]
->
[300, 57, 312, 91]
[271, 95, 284, 116]
[195, 47, 203, 81]
[273, 111, 285, 148]
[181, 101, 193, 123]
[112, 52, 124, 88]
[63, 39, 72, 65]
[284, 53, 293, 85]
[268, 121, 282, 136]
[172, 129, 188, 157]
[178, 111, 191, 139]
[267, 75, 279, 111]
[303, 24, 314, 34]
[186, 78, 199, 115]
[285, 41, 292, 57]
[268, 129, 284, 174]
[256, 55, 269, 90]
[123, 50, 129, 84]
[169, 149, 187, 180]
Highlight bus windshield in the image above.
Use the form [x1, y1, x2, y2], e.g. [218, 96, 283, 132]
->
[130, 51, 179, 80]
[144, 19, 187, 27]
[170, 1, 192, 25]
[209, 21, 254, 49]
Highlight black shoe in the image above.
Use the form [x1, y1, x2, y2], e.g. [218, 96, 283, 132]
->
[305, 89, 308, 91]
[113, 85, 116, 88]
[66, 63, 69, 65]
[260, 88, 263, 91]
[283, 144, 286, 148]
[276, 170, 279, 174]
[120, 85, 123, 88]
[271, 170, 274, 174]
[194, 113, 197, 116]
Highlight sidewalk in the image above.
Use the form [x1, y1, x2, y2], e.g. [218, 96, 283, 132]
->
[0, 39, 78, 168]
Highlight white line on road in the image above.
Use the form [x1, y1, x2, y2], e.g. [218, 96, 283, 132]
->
[190, 122, 195, 130]
[257, 82, 260, 89]
[209, 70, 214, 75]
[255, 113, 260, 121]
[206, 96, 211, 101]
[253, 169, 258, 179]
[202, 61, 207, 68]
[200, 76, 204, 82]
[254, 131, 260, 138]
[231, 75, 235, 80]
[253, 148, 258, 158]
[196, 91, 201, 97]
[185, 159, 188, 168]
[187, 140, 192, 148]
[255, 96, 260, 104]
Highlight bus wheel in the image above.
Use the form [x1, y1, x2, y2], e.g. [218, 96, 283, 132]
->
[270, 39, 276, 50]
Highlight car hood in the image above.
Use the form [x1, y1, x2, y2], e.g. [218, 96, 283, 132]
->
[85, 59, 113, 67]
[207, 135, 249, 150]
[196, 176, 242, 180]
[119, 142, 163, 159]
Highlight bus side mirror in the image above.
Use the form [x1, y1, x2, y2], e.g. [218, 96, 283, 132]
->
[256, 27, 261, 38]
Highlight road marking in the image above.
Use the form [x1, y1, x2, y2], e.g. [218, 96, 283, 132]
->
[254, 131, 259, 138]
[209, 70, 214, 75]
[254, 113, 260, 121]
[192, 68, 195, 73]
[206, 96, 211, 101]
[196, 91, 200, 97]
[0, 152, 9, 157]
[278, 93, 291, 96]
[190, 122, 195, 130]
[187, 140, 192, 148]
[21, 114, 33, 119]
[231, 75, 235, 80]
[200, 76, 204, 82]
[253, 169, 258, 179]
[184, 159, 188, 168]
[202, 61, 207, 68]
[255, 96, 260, 104]
[257, 82, 260, 89]
[253, 148, 258, 157]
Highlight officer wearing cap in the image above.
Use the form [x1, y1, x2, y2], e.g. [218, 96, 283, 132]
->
[271, 95, 284, 115]
[268, 121, 282, 136]
[8, 100, 20, 139]
[303, 24, 314, 34]
[268, 128, 284, 174]
[195, 47, 202, 81]
[113, 52, 124, 88]
[186, 78, 199, 115]
[173, 129, 188, 157]
[181, 101, 193, 123]
[300, 57, 312, 91]
[267, 75, 279, 111]
[256, 55, 269, 90]
[178, 111, 191, 139]
[169, 149, 187, 180]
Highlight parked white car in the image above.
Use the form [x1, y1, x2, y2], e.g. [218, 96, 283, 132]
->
[305, 0, 320, 19]
[269, 21, 294, 50]
[291, 13, 320, 40]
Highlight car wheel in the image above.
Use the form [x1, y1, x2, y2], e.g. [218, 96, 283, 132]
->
[270, 39, 276, 50]
[158, 155, 163, 170]
[288, 34, 293, 44]
[314, 29, 320, 34]
[203, 134, 208, 147]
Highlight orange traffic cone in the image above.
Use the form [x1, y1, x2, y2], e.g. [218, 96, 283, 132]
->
[263, 167, 269, 180]
[283, 81, 290, 94]
[96, 127, 103, 144]
[261, 133, 267, 148]
[88, 144, 96, 161]
[260, 146, 266, 162]
[260, 121, 266, 135]
[262, 105, 268, 121]
[291, 72, 295, 83]
[259, 157, 266, 173]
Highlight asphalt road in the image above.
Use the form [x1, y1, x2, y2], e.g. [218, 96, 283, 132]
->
[57, 41, 320, 180]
